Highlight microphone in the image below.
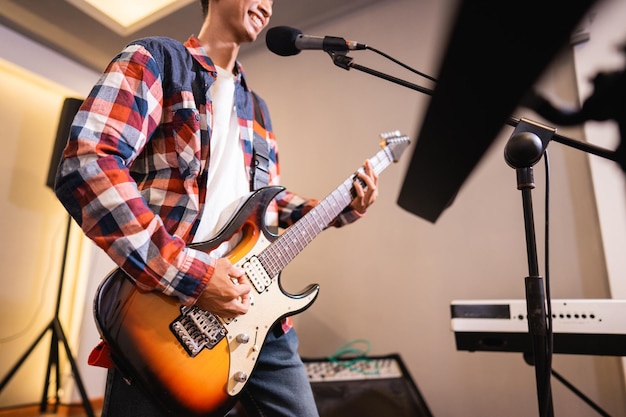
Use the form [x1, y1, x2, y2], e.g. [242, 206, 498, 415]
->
[266, 26, 367, 56]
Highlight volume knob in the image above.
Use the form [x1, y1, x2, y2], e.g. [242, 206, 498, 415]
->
[236, 333, 250, 344]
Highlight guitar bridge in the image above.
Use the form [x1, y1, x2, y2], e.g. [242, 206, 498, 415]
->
[170, 306, 226, 357]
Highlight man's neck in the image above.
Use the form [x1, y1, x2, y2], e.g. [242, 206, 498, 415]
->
[197, 20, 240, 72]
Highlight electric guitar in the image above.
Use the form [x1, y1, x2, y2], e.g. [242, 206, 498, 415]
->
[93, 131, 410, 416]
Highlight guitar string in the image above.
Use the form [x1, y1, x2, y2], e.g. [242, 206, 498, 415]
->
[256, 146, 395, 280]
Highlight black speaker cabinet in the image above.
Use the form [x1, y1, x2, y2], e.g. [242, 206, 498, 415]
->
[302, 354, 432, 417]
[46, 97, 84, 189]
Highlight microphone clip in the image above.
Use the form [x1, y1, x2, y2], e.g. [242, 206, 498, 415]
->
[327, 50, 353, 71]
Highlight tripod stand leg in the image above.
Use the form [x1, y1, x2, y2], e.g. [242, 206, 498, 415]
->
[551, 369, 611, 417]
[0, 321, 52, 392]
[40, 324, 60, 413]
[2, 214, 95, 415]
[52, 318, 96, 417]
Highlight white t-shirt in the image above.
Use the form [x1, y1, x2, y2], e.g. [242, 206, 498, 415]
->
[193, 66, 249, 248]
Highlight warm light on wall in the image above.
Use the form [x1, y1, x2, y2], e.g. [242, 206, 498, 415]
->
[0, 57, 89, 407]
[65, 0, 195, 35]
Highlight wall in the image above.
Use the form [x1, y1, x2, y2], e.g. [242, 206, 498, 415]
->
[240, 0, 626, 416]
[0, 0, 625, 416]
[0, 25, 106, 408]
[572, 0, 626, 395]
[573, 0, 626, 312]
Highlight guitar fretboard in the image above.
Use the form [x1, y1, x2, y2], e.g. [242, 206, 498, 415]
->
[257, 141, 401, 278]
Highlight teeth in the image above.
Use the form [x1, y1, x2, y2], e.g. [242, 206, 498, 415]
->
[250, 13, 262, 28]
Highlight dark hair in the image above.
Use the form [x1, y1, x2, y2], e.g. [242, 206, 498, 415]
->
[200, 0, 208, 17]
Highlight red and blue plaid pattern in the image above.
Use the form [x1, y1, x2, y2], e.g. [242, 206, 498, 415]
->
[55, 36, 359, 313]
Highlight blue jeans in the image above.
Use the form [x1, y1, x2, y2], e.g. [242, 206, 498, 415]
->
[101, 327, 319, 417]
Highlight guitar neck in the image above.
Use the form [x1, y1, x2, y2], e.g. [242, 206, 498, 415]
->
[258, 146, 396, 277]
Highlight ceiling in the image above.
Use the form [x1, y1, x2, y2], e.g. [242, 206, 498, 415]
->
[0, 0, 381, 72]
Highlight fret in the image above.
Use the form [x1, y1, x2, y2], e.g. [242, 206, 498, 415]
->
[314, 211, 326, 231]
[289, 224, 306, 252]
[299, 218, 315, 244]
[315, 203, 333, 225]
[282, 237, 297, 263]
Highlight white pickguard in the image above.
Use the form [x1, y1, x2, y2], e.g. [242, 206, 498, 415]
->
[225, 233, 319, 395]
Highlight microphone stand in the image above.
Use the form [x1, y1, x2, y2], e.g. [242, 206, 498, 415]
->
[327, 48, 624, 165]
[504, 119, 557, 417]
[329, 51, 435, 96]
[325, 48, 624, 417]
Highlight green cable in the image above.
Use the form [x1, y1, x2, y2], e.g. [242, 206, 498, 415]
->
[326, 339, 380, 376]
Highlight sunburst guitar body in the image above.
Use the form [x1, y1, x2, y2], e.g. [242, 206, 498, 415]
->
[94, 132, 410, 416]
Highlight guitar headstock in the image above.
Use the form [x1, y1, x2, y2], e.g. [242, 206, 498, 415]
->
[380, 131, 411, 162]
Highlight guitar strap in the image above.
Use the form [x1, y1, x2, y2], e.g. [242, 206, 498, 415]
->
[251, 92, 270, 190]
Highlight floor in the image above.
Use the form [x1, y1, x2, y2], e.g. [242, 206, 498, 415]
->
[0, 401, 102, 417]
[0, 400, 250, 417]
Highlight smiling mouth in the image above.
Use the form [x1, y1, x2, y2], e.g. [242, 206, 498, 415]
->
[249, 12, 263, 29]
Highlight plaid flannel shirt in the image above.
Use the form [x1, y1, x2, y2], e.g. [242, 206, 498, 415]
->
[55, 36, 361, 316]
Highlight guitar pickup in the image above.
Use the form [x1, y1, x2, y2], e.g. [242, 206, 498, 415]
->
[243, 256, 272, 293]
[170, 306, 227, 357]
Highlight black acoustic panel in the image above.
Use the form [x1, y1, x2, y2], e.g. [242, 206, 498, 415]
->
[46, 97, 84, 189]
[397, 0, 597, 222]
[303, 354, 432, 417]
